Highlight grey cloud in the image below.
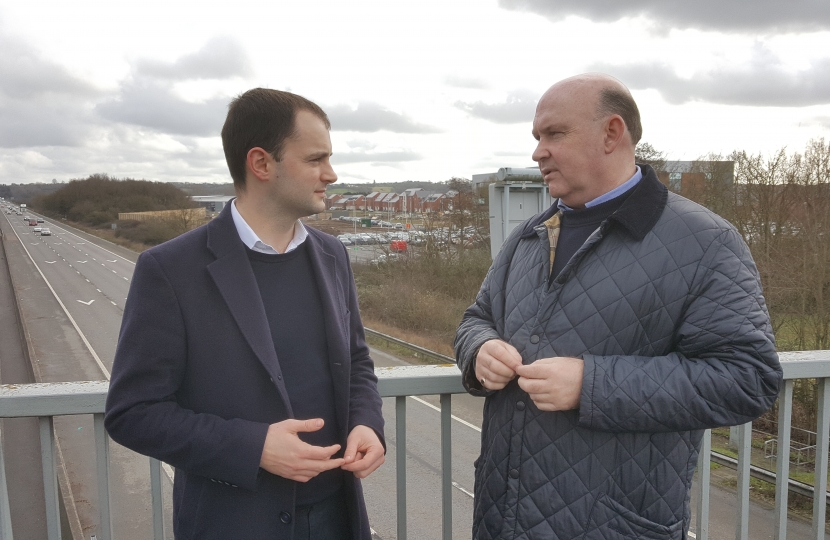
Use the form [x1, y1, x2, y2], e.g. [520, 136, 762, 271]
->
[499, 0, 830, 32]
[135, 36, 253, 81]
[455, 90, 537, 124]
[327, 102, 441, 133]
[97, 84, 228, 136]
[0, 34, 100, 148]
[592, 49, 830, 106]
[0, 35, 98, 100]
[331, 150, 422, 165]
[445, 75, 490, 89]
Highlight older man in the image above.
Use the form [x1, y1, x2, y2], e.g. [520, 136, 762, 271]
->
[455, 74, 782, 539]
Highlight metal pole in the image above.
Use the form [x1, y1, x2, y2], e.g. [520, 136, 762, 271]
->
[38, 417, 61, 540]
[736, 422, 752, 540]
[695, 429, 711, 540]
[440, 394, 452, 540]
[774, 380, 793, 540]
[396, 396, 407, 540]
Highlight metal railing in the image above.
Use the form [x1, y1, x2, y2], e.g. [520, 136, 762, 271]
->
[1, 354, 830, 540]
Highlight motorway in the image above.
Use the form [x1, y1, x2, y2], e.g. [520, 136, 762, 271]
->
[1, 207, 827, 539]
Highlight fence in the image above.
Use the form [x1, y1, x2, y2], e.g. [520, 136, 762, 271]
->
[2, 352, 830, 540]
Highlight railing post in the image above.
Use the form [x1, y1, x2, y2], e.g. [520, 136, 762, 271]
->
[440, 394, 452, 540]
[93, 414, 112, 540]
[396, 396, 407, 540]
[149, 458, 164, 539]
[735, 422, 752, 540]
[38, 417, 61, 540]
[695, 429, 711, 540]
[0, 427, 14, 540]
[812, 377, 830, 539]
[774, 380, 793, 540]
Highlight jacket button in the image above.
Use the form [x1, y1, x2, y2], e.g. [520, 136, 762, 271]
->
[277, 375, 282, 380]
[516, 401, 525, 411]
[279, 511, 292, 524]
[509, 468, 519, 479]
[529, 334, 540, 344]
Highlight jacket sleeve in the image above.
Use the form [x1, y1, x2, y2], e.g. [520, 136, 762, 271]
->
[579, 227, 783, 433]
[340, 243, 386, 447]
[104, 251, 268, 491]
[455, 261, 505, 398]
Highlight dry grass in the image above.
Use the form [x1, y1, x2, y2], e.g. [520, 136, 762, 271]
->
[353, 248, 492, 355]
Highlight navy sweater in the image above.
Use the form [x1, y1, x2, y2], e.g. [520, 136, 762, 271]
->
[248, 242, 343, 504]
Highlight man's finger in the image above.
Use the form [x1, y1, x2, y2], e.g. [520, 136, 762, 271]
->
[300, 443, 342, 461]
[286, 418, 325, 434]
[343, 438, 359, 464]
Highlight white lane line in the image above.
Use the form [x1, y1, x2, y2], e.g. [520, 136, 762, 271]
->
[40, 222, 135, 265]
[2, 216, 110, 378]
[452, 482, 474, 498]
[106, 260, 117, 263]
[85, 279, 90, 283]
[45, 261, 56, 264]
[122, 277, 128, 281]
[110, 301, 116, 306]
[409, 396, 482, 433]
[77, 260, 87, 263]
[96, 289, 101, 292]
[77, 299, 95, 306]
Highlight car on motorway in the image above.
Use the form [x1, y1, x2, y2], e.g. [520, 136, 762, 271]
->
[39, 228, 51, 236]
[28, 219, 37, 226]
[33, 227, 42, 233]
[37, 218, 44, 223]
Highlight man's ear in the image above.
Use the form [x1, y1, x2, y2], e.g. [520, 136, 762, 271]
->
[603, 115, 627, 154]
[246, 147, 273, 184]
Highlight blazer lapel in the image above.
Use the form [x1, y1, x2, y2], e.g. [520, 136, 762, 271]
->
[305, 232, 350, 436]
[205, 206, 293, 416]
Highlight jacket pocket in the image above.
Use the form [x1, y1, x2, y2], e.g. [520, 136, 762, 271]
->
[583, 494, 683, 540]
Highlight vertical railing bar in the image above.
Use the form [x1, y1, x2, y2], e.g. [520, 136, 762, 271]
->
[774, 380, 794, 540]
[695, 429, 711, 540]
[0, 427, 14, 540]
[440, 394, 452, 540]
[812, 378, 830, 539]
[396, 396, 407, 540]
[38, 417, 61, 540]
[149, 458, 164, 540]
[93, 414, 112, 540]
[736, 422, 752, 540]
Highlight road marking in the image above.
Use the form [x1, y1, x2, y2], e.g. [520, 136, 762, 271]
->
[110, 301, 116, 306]
[106, 260, 117, 263]
[45, 261, 56, 264]
[77, 260, 87, 263]
[85, 279, 90, 283]
[77, 299, 95, 306]
[112, 270, 117, 274]
[409, 396, 481, 433]
[452, 481, 474, 499]
[96, 289, 101, 292]
[122, 277, 128, 281]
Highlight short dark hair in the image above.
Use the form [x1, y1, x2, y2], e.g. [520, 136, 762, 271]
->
[597, 87, 642, 146]
[221, 88, 330, 191]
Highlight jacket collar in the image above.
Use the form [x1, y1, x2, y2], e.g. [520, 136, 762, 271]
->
[521, 163, 667, 241]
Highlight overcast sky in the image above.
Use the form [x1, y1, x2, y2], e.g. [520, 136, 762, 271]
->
[1, 0, 829, 185]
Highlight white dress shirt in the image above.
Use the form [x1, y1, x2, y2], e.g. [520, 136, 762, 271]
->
[230, 199, 308, 254]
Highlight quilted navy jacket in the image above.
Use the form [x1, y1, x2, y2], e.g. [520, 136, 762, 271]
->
[455, 165, 782, 540]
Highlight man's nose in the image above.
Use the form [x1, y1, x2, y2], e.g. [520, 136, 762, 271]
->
[322, 163, 338, 184]
[531, 142, 547, 163]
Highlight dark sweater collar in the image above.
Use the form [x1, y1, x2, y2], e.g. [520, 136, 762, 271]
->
[521, 164, 667, 241]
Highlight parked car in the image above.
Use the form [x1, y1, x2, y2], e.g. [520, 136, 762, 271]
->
[40, 228, 51, 236]
[390, 240, 408, 252]
[337, 235, 352, 246]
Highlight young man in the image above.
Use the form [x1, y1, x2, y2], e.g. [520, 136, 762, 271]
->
[106, 89, 385, 540]
[455, 74, 782, 539]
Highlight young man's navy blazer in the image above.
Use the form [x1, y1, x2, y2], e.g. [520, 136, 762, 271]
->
[105, 202, 385, 539]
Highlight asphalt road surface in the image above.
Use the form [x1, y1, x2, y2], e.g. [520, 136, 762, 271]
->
[1, 208, 827, 539]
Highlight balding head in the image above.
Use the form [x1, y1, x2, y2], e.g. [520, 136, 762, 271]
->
[532, 73, 640, 208]
[539, 74, 641, 147]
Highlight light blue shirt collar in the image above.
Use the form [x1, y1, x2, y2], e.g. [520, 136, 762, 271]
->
[557, 166, 642, 212]
[231, 199, 308, 254]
